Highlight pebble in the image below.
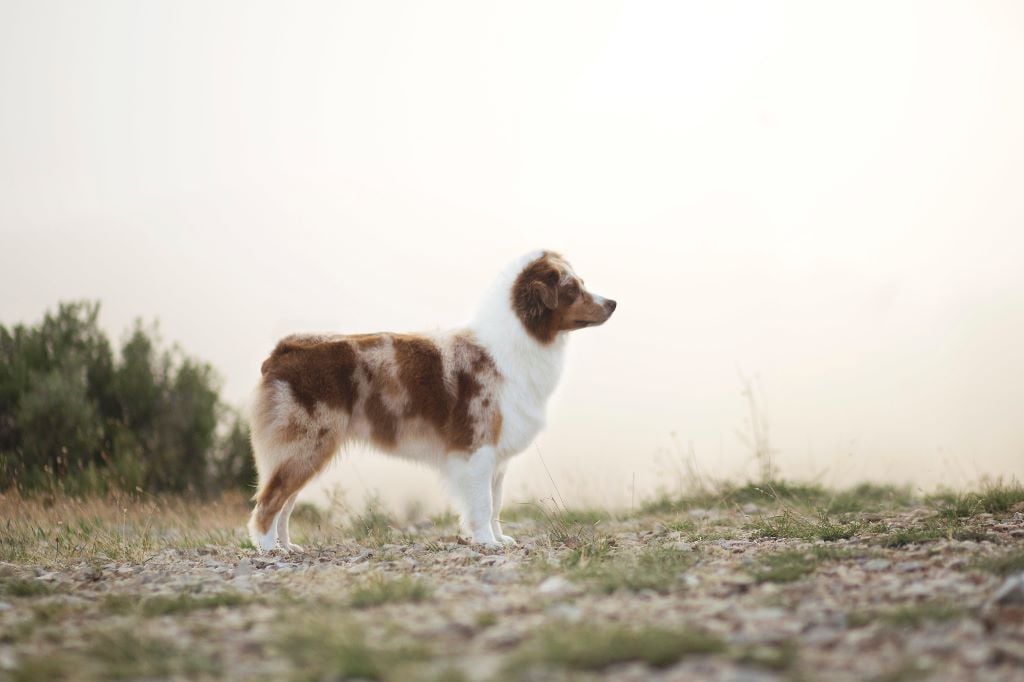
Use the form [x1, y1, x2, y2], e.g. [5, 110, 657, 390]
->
[234, 559, 253, 579]
[537, 575, 573, 596]
[864, 559, 891, 571]
[547, 603, 584, 622]
[991, 573, 1024, 606]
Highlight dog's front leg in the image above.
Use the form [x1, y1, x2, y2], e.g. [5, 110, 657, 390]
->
[491, 465, 516, 545]
[443, 446, 500, 548]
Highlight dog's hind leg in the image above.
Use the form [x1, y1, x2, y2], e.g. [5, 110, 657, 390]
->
[248, 421, 342, 553]
[249, 453, 328, 552]
[276, 492, 303, 552]
[443, 446, 500, 548]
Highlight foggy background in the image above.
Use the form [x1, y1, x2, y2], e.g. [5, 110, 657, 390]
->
[2, 1, 1022, 511]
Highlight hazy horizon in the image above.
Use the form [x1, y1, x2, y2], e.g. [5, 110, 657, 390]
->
[2, 0, 1022, 512]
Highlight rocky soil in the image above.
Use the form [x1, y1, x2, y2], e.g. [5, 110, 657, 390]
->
[1, 491, 1023, 681]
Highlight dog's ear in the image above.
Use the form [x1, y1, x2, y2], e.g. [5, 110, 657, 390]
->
[531, 280, 558, 310]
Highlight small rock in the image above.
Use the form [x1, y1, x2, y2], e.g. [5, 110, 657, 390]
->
[547, 603, 583, 622]
[741, 503, 759, 514]
[0, 601, 12, 612]
[669, 541, 693, 552]
[234, 559, 253, 579]
[898, 561, 926, 573]
[960, 643, 991, 666]
[0, 647, 15, 671]
[992, 573, 1024, 606]
[864, 559, 891, 572]
[482, 568, 520, 585]
[994, 640, 1024, 664]
[538, 575, 573, 596]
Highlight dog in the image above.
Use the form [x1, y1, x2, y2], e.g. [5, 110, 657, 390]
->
[247, 250, 616, 551]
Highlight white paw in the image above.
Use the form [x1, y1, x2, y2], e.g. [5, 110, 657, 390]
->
[250, 530, 279, 553]
[285, 543, 305, 553]
[499, 534, 517, 545]
[472, 535, 503, 550]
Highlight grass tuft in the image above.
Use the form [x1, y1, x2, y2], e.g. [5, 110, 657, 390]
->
[753, 550, 816, 584]
[571, 546, 695, 594]
[101, 591, 254, 617]
[969, 550, 1024, 576]
[750, 509, 860, 542]
[848, 600, 967, 629]
[511, 623, 724, 671]
[349, 574, 432, 609]
[0, 577, 58, 597]
[278, 616, 430, 680]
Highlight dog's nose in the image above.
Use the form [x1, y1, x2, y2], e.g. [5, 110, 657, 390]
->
[606, 299, 617, 313]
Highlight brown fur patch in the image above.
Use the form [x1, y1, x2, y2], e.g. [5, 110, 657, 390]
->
[512, 253, 614, 343]
[394, 335, 451, 430]
[365, 391, 398, 448]
[261, 336, 359, 415]
[449, 370, 483, 450]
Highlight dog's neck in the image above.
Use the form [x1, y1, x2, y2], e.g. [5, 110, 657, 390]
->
[469, 252, 567, 403]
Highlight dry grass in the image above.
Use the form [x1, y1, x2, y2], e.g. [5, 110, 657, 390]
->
[0, 491, 252, 567]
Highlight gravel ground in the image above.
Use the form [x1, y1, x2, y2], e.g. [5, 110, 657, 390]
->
[1, 495, 1023, 681]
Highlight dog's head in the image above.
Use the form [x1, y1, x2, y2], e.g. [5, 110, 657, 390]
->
[511, 251, 616, 344]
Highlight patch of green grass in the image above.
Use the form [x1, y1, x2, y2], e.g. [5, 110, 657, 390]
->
[348, 497, 398, 544]
[873, 518, 995, 548]
[572, 546, 695, 594]
[475, 610, 498, 628]
[969, 550, 1024, 576]
[753, 550, 816, 584]
[101, 591, 254, 617]
[278, 616, 430, 680]
[8, 654, 71, 682]
[349, 574, 432, 609]
[503, 501, 612, 526]
[750, 509, 861, 542]
[0, 577, 58, 597]
[560, 534, 615, 569]
[734, 641, 798, 672]
[511, 623, 725, 672]
[870, 660, 933, 682]
[928, 479, 1024, 519]
[848, 600, 967, 629]
[17, 627, 223, 680]
[85, 627, 222, 679]
[659, 518, 698, 534]
[641, 480, 828, 514]
[822, 483, 915, 514]
[752, 545, 871, 584]
[729, 480, 827, 505]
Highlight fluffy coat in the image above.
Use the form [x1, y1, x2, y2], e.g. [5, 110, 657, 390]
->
[247, 250, 616, 551]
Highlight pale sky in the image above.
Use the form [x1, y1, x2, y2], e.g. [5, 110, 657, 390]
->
[2, 1, 1022, 511]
